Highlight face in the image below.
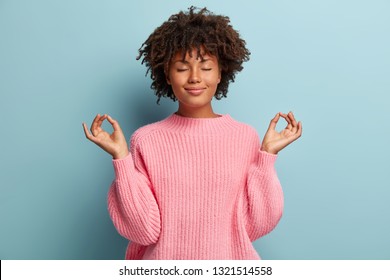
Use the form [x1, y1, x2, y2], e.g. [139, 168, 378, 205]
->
[167, 48, 221, 117]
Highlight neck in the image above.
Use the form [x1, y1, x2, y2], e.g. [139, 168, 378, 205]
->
[176, 105, 220, 118]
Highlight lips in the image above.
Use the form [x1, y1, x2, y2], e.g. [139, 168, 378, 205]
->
[185, 87, 206, 96]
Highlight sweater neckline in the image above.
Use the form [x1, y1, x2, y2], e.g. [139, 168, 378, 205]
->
[162, 112, 237, 134]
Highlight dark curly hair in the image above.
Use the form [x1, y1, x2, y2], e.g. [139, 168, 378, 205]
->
[137, 6, 250, 104]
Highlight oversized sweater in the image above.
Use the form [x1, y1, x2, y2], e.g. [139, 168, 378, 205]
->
[107, 113, 284, 260]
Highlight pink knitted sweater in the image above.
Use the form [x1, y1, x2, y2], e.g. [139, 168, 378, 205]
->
[107, 113, 284, 259]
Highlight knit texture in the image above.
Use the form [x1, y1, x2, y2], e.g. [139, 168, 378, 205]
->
[107, 113, 284, 260]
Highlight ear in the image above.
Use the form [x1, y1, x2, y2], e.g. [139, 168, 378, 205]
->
[165, 66, 171, 85]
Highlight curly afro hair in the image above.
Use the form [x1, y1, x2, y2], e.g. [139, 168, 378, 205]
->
[137, 6, 250, 104]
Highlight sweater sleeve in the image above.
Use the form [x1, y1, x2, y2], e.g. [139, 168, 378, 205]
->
[242, 149, 284, 241]
[107, 137, 161, 246]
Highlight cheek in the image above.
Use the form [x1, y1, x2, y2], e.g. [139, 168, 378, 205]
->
[206, 72, 221, 85]
[168, 72, 187, 86]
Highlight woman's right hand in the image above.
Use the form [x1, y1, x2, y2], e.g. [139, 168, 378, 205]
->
[82, 114, 129, 159]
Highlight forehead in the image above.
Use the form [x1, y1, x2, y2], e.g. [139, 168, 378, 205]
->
[171, 48, 218, 62]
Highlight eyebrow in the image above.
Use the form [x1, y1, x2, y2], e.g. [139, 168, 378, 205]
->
[172, 58, 213, 64]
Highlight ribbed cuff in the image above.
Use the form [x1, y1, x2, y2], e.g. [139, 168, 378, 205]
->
[112, 152, 134, 182]
[257, 149, 278, 168]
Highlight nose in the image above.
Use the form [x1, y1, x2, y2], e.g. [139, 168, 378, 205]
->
[188, 69, 201, 84]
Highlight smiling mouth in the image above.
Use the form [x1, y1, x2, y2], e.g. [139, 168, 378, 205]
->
[185, 88, 206, 96]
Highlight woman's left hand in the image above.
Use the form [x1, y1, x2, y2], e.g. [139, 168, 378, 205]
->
[261, 112, 302, 155]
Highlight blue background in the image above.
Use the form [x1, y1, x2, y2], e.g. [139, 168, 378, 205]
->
[1, 0, 389, 260]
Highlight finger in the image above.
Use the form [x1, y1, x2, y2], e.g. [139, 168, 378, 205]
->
[286, 114, 293, 130]
[94, 114, 108, 136]
[90, 114, 101, 134]
[83, 122, 97, 142]
[106, 115, 123, 133]
[267, 113, 280, 131]
[288, 112, 297, 126]
[286, 112, 293, 122]
[290, 112, 299, 128]
[297, 121, 303, 137]
[288, 112, 298, 132]
[289, 112, 298, 128]
[96, 114, 107, 129]
[279, 113, 292, 130]
[92, 114, 107, 136]
[289, 121, 303, 142]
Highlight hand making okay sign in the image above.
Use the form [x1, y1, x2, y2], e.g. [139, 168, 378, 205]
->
[82, 114, 129, 159]
[261, 111, 302, 155]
